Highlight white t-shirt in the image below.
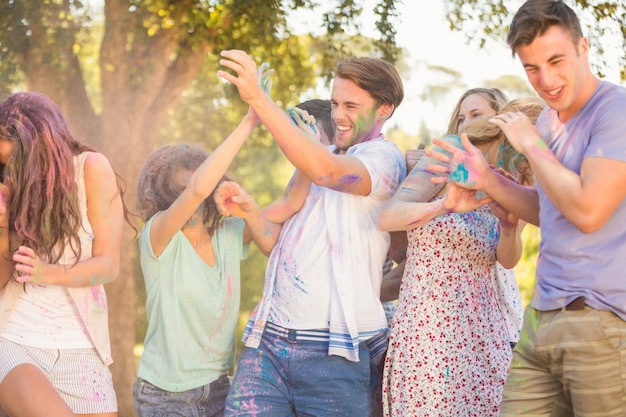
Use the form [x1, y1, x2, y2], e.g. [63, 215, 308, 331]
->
[244, 136, 406, 362]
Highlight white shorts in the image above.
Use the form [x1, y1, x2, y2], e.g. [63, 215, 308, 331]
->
[0, 338, 118, 414]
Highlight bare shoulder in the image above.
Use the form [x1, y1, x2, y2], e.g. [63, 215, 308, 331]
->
[83, 151, 116, 179]
[83, 152, 118, 198]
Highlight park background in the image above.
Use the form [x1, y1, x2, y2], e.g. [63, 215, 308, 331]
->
[1, 1, 624, 415]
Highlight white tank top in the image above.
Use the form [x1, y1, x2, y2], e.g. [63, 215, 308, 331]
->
[0, 153, 94, 348]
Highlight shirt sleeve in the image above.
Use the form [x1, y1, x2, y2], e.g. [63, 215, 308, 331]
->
[585, 89, 626, 163]
[356, 140, 407, 199]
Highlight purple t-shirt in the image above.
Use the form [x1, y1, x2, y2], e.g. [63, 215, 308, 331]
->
[533, 81, 626, 319]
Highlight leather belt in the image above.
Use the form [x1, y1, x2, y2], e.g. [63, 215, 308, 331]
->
[563, 296, 586, 311]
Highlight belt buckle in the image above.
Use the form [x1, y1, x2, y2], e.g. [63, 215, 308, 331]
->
[287, 329, 298, 343]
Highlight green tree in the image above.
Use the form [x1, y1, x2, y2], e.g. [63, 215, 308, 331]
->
[443, 0, 626, 81]
[0, 1, 401, 415]
[515, 225, 540, 305]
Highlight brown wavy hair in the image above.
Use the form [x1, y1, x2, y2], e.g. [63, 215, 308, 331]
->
[0, 92, 133, 266]
[335, 57, 404, 118]
[136, 144, 229, 236]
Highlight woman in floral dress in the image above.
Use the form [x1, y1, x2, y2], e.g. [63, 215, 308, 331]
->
[377, 97, 543, 416]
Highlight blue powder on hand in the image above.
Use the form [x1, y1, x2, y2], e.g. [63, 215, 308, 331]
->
[450, 163, 469, 183]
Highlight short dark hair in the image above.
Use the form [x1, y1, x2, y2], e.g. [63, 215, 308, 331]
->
[296, 99, 334, 144]
[508, 0, 583, 55]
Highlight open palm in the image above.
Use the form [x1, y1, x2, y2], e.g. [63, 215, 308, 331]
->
[443, 183, 493, 213]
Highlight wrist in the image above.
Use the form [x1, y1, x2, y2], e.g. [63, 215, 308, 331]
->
[242, 203, 261, 219]
[242, 113, 260, 128]
[482, 168, 502, 194]
[499, 224, 519, 237]
[435, 198, 451, 216]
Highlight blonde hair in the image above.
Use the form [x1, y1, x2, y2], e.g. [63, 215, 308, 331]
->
[446, 88, 509, 135]
[463, 96, 546, 185]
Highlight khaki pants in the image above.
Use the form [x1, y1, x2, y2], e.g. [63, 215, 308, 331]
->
[500, 305, 626, 417]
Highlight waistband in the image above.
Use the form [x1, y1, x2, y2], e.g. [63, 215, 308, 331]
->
[264, 322, 330, 343]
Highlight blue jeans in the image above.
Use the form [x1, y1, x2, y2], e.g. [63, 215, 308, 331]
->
[133, 375, 230, 417]
[225, 324, 375, 416]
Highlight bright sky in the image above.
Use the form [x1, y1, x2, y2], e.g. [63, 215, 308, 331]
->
[86, 0, 622, 137]
[290, 0, 623, 137]
[391, 1, 529, 136]
[289, 1, 530, 136]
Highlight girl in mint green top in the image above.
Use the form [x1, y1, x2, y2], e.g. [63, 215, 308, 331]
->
[133, 102, 280, 417]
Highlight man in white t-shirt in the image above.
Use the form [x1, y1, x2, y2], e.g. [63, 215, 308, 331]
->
[218, 50, 407, 416]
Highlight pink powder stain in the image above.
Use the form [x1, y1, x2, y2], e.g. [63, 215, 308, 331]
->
[89, 286, 108, 314]
[240, 398, 260, 413]
[226, 274, 232, 296]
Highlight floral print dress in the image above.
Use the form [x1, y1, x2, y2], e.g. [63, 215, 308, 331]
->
[382, 204, 512, 417]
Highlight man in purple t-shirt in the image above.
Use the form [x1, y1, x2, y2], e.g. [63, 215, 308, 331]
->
[427, 1, 626, 415]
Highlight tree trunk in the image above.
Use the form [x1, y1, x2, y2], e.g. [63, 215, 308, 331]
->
[100, 103, 151, 416]
[105, 229, 138, 417]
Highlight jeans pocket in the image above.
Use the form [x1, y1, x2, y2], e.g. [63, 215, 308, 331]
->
[598, 310, 626, 351]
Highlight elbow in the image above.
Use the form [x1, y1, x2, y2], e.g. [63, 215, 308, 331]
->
[377, 201, 398, 232]
[102, 259, 120, 284]
[310, 170, 335, 188]
[254, 232, 279, 257]
[496, 244, 522, 270]
[377, 211, 393, 232]
[258, 243, 275, 257]
[577, 223, 602, 234]
[498, 258, 519, 270]
[307, 165, 353, 190]
[569, 212, 609, 234]
[500, 246, 522, 269]
[257, 237, 278, 257]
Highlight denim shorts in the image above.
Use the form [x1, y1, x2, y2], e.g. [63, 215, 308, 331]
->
[225, 323, 375, 416]
[133, 375, 230, 417]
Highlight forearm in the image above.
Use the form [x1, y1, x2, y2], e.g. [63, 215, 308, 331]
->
[244, 208, 283, 256]
[482, 170, 540, 226]
[247, 94, 331, 180]
[495, 224, 523, 269]
[45, 255, 119, 287]
[525, 146, 620, 232]
[262, 199, 297, 225]
[378, 199, 447, 232]
[263, 171, 311, 224]
[190, 114, 257, 198]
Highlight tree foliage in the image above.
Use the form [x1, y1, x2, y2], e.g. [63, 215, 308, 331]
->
[0, 1, 401, 415]
[443, 0, 626, 81]
[1, 2, 620, 416]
